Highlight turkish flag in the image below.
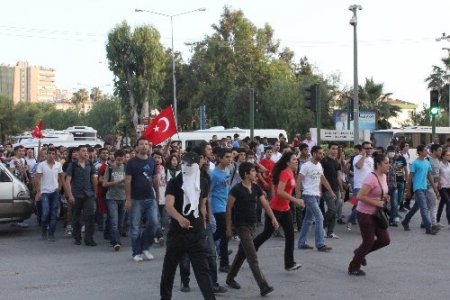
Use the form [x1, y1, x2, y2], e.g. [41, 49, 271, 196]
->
[31, 120, 45, 139]
[141, 106, 177, 145]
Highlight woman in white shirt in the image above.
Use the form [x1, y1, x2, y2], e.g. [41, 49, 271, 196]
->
[437, 150, 450, 226]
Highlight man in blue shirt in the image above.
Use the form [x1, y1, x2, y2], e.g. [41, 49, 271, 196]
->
[401, 144, 439, 235]
[211, 148, 232, 272]
[125, 138, 160, 261]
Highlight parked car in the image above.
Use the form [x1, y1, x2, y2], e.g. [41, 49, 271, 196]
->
[0, 162, 33, 224]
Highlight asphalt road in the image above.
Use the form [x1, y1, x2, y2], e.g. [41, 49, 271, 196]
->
[1, 204, 450, 300]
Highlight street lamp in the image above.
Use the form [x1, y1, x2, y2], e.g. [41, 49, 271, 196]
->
[135, 8, 206, 127]
[349, 4, 362, 145]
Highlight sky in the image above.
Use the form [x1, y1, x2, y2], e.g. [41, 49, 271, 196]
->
[2, 0, 450, 108]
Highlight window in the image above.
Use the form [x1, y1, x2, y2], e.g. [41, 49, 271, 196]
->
[0, 169, 12, 182]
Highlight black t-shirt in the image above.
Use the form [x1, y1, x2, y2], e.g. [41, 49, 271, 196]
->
[321, 156, 340, 192]
[229, 182, 262, 227]
[165, 173, 208, 232]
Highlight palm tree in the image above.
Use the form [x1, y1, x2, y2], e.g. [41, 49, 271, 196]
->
[359, 78, 401, 129]
[90, 87, 104, 102]
[71, 88, 89, 112]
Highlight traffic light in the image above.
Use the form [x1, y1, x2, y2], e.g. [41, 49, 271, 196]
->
[305, 84, 318, 112]
[430, 90, 439, 116]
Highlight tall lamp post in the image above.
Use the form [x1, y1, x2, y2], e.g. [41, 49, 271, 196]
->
[349, 4, 362, 144]
[135, 8, 206, 127]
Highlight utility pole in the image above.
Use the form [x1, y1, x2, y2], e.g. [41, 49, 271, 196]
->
[349, 4, 362, 144]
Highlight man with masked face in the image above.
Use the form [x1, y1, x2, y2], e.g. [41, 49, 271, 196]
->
[160, 152, 215, 300]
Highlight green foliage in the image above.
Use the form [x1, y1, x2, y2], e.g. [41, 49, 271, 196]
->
[84, 96, 121, 138]
[106, 21, 168, 130]
[0, 94, 16, 142]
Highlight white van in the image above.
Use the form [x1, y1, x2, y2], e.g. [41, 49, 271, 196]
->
[170, 126, 288, 150]
[0, 163, 33, 224]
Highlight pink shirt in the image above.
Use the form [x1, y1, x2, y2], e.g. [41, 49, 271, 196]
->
[356, 172, 388, 215]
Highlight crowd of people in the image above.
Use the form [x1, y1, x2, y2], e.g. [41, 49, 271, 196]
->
[1, 132, 449, 299]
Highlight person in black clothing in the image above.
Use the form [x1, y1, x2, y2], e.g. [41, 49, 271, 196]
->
[225, 162, 278, 296]
[160, 152, 215, 300]
[321, 142, 344, 238]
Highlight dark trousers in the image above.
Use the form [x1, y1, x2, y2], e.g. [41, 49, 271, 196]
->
[348, 211, 390, 271]
[323, 191, 337, 235]
[438, 188, 450, 224]
[160, 228, 215, 300]
[253, 210, 296, 269]
[180, 224, 218, 286]
[227, 224, 269, 290]
[72, 196, 96, 242]
[213, 212, 229, 267]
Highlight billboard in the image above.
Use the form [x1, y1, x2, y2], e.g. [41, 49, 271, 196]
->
[333, 110, 376, 131]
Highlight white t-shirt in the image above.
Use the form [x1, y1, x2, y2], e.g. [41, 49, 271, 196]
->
[271, 152, 282, 163]
[25, 157, 37, 173]
[36, 161, 63, 193]
[300, 161, 323, 196]
[353, 155, 374, 189]
[439, 161, 450, 188]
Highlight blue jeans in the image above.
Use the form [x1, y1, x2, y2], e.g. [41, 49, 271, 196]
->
[347, 188, 360, 225]
[41, 190, 60, 234]
[404, 189, 432, 230]
[298, 195, 325, 249]
[388, 187, 398, 222]
[130, 198, 158, 256]
[106, 199, 125, 245]
[397, 181, 405, 209]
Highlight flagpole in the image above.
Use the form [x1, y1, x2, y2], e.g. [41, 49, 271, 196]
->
[172, 104, 181, 144]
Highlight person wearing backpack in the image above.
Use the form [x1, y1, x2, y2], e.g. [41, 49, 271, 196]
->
[103, 149, 126, 251]
[65, 145, 98, 246]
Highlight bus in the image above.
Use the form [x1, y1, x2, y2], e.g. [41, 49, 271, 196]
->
[371, 126, 450, 160]
[170, 126, 288, 150]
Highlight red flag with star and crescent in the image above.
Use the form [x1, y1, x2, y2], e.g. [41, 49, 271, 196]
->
[141, 106, 177, 145]
[31, 120, 45, 139]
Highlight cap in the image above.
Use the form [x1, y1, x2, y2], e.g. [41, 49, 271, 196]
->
[182, 152, 199, 165]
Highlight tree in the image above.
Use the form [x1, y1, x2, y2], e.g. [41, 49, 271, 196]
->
[358, 78, 401, 129]
[84, 96, 121, 137]
[0, 95, 16, 142]
[71, 88, 89, 112]
[106, 21, 168, 131]
[90, 87, 104, 102]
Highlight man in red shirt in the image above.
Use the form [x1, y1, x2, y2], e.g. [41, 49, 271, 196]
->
[259, 147, 275, 199]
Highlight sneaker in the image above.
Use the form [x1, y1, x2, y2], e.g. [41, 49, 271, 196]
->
[226, 278, 241, 289]
[232, 235, 240, 241]
[298, 244, 314, 250]
[219, 265, 230, 273]
[394, 217, 400, 223]
[212, 283, 227, 293]
[346, 223, 352, 231]
[11, 221, 29, 228]
[113, 244, 121, 251]
[326, 233, 339, 239]
[158, 237, 165, 247]
[401, 220, 410, 231]
[285, 263, 302, 271]
[426, 227, 439, 235]
[133, 254, 143, 262]
[318, 245, 332, 252]
[260, 286, 274, 296]
[81, 225, 85, 233]
[348, 269, 366, 276]
[180, 283, 190, 293]
[389, 222, 398, 227]
[64, 226, 73, 237]
[432, 224, 442, 231]
[47, 234, 56, 242]
[142, 250, 154, 260]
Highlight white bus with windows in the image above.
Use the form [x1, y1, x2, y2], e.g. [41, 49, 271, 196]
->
[371, 126, 450, 161]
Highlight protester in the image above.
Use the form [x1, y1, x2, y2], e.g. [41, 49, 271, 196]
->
[225, 162, 278, 296]
[348, 153, 391, 276]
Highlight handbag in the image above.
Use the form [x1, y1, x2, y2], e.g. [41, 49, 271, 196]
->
[371, 172, 389, 229]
